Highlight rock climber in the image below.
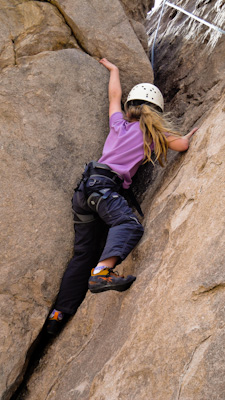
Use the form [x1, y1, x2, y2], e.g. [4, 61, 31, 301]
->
[47, 58, 198, 335]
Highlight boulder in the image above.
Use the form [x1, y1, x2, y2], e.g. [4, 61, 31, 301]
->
[0, 0, 79, 70]
[48, 0, 154, 97]
[120, 0, 154, 23]
[18, 1, 225, 399]
[130, 19, 149, 54]
[0, 48, 109, 400]
[0, 1, 153, 399]
[1, 0, 225, 399]
[22, 94, 225, 400]
[120, 0, 154, 52]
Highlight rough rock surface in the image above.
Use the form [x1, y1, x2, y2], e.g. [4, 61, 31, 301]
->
[120, 0, 154, 23]
[0, 48, 110, 400]
[133, 0, 225, 202]
[146, 0, 225, 126]
[0, 0, 79, 71]
[46, 0, 154, 98]
[120, 0, 154, 52]
[23, 97, 225, 400]
[1, 0, 225, 400]
[22, 1, 225, 400]
[0, 1, 153, 399]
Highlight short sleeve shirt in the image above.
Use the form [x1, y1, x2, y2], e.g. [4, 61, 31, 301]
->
[98, 112, 154, 189]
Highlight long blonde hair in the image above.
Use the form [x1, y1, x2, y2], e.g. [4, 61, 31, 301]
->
[125, 103, 180, 167]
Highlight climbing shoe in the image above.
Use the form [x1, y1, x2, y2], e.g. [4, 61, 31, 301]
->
[88, 268, 136, 293]
[46, 309, 65, 336]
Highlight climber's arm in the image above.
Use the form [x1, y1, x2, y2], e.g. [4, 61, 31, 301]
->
[167, 127, 198, 151]
[99, 58, 122, 117]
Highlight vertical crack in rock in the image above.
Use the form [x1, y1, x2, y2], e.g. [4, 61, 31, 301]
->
[9, 325, 56, 400]
[0, 0, 83, 70]
[32, 0, 82, 51]
[2, 1, 224, 399]
[45, 306, 109, 400]
[45, 0, 93, 57]
[176, 335, 212, 400]
[9, 304, 108, 400]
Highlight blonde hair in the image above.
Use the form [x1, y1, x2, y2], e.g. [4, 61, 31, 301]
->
[125, 103, 180, 167]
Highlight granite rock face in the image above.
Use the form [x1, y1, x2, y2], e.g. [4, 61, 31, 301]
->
[121, 0, 154, 23]
[46, 0, 154, 98]
[146, 0, 225, 128]
[0, 48, 109, 400]
[20, 97, 225, 400]
[0, 1, 153, 399]
[23, 1, 225, 400]
[1, 0, 225, 399]
[120, 0, 154, 52]
[132, 0, 225, 203]
[0, 0, 79, 70]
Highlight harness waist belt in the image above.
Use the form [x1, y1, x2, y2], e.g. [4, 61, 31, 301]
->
[86, 161, 124, 185]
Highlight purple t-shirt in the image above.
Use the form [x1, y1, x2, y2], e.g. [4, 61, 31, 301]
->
[98, 112, 154, 189]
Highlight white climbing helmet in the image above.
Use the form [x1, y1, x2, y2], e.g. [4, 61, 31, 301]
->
[125, 83, 164, 112]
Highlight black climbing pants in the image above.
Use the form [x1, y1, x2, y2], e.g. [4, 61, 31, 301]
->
[55, 162, 144, 315]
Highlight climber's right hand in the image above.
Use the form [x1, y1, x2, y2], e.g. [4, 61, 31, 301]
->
[99, 58, 118, 72]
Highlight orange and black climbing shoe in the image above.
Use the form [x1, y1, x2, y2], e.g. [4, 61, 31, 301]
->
[46, 309, 65, 336]
[88, 268, 136, 293]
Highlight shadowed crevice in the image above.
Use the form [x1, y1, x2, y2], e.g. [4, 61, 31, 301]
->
[8, 328, 52, 400]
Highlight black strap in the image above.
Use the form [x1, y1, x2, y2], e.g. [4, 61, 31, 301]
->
[126, 187, 144, 217]
[75, 162, 143, 217]
[81, 162, 123, 186]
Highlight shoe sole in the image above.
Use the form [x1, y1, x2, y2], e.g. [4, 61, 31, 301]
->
[89, 278, 136, 294]
[46, 320, 63, 336]
[47, 328, 58, 336]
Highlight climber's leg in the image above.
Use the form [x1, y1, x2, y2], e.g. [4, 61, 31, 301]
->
[88, 191, 144, 293]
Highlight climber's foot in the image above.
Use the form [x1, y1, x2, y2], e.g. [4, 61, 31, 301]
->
[46, 309, 65, 336]
[88, 268, 136, 293]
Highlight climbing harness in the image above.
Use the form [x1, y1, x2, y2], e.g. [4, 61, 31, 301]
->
[126, 187, 144, 217]
[151, 0, 225, 70]
[75, 161, 144, 217]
